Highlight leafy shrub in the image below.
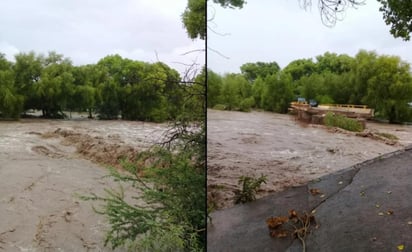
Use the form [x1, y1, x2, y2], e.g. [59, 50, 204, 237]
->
[213, 104, 226, 110]
[239, 97, 255, 112]
[234, 175, 267, 204]
[82, 145, 205, 251]
[324, 112, 364, 132]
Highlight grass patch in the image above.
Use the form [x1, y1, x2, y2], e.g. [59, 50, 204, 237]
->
[324, 112, 364, 132]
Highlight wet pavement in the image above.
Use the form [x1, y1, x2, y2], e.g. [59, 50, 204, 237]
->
[208, 146, 412, 251]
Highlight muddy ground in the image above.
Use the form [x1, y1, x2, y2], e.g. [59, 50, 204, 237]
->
[0, 118, 167, 251]
[207, 109, 412, 210]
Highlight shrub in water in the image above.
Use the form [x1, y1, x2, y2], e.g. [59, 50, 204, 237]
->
[324, 112, 364, 132]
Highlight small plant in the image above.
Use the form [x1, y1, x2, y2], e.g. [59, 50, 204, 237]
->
[324, 112, 364, 132]
[234, 174, 267, 204]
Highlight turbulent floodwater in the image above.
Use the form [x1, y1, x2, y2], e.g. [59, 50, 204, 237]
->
[207, 109, 412, 209]
[0, 118, 168, 251]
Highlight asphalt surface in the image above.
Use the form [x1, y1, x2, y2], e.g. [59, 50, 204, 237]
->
[207, 146, 412, 252]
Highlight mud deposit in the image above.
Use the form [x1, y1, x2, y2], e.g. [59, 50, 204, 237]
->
[0, 119, 167, 251]
[207, 109, 412, 209]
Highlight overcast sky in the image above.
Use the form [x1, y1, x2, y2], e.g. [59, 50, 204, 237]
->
[208, 0, 412, 74]
[0, 0, 204, 74]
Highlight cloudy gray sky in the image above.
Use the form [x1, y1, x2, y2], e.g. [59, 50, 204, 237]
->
[208, 0, 412, 74]
[0, 0, 204, 74]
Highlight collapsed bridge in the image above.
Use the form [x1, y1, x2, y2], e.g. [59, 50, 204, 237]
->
[289, 102, 374, 124]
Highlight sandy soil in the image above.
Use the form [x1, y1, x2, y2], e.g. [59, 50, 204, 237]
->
[0, 118, 167, 251]
[207, 109, 412, 210]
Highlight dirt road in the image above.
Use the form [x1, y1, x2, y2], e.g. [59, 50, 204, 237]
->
[207, 109, 412, 209]
[0, 118, 167, 251]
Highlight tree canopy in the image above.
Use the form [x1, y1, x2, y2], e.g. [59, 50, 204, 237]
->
[0, 51, 199, 122]
[182, 0, 207, 39]
[208, 50, 412, 123]
[182, 0, 245, 40]
[240, 62, 281, 82]
[377, 0, 412, 40]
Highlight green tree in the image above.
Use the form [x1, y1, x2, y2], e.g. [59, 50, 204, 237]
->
[298, 73, 324, 102]
[349, 50, 379, 104]
[261, 72, 294, 113]
[13, 51, 44, 111]
[322, 71, 352, 104]
[315, 52, 354, 74]
[182, 0, 245, 40]
[240, 61, 281, 82]
[33, 52, 74, 118]
[0, 53, 24, 119]
[283, 58, 317, 82]
[153, 62, 183, 120]
[72, 85, 96, 118]
[139, 63, 169, 122]
[363, 55, 412, 123]
[69, 64, 99, 118]
[220, 73, 251, 110]
[96, 78, 120, 119]
[252, 76, 265, 108]
[182, 0, 206, 39]
[207, 69, 223, 108]
[377, 0, 412, 40]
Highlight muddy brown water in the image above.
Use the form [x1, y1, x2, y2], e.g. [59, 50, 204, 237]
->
[207, 109, 412, 210]
[0, 119, 168, 251]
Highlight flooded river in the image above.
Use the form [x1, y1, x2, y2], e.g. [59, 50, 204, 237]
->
[0, 118, 167, 251]
[207, 109, 412, 209]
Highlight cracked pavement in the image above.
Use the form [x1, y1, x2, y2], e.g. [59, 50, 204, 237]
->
[207, 147, 412, 251]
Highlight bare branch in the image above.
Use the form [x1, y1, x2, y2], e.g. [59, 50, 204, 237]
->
[207, 24, 231, 37]
[180, 49, 206, 56]
[154, 50, 160, 62]
[300, 0, 365, 27]
[207, 4, 217, 22]
[207, 46, 230, 59]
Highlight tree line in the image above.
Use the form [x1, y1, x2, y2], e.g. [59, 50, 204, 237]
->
[0, 51, 201, 122]
[207, 50, 412, 123]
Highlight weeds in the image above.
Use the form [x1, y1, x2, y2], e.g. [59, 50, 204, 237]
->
[234, 175, 267, 204]
[324, 112, 364, 132]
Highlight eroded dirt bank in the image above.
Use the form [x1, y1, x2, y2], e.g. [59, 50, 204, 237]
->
[207, 109, 412, 210]
[0, 119, 167, 251]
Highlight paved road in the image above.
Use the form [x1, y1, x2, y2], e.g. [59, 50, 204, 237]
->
[208, 146, 412, 251]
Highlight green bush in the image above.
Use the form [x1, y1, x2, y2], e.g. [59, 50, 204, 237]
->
[213, 104, 226, 110]
[234, 175, 267, 204]
[324, 112, 364, 132]
[82, 146, 205, 251]
[239, 97, 255, 112]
